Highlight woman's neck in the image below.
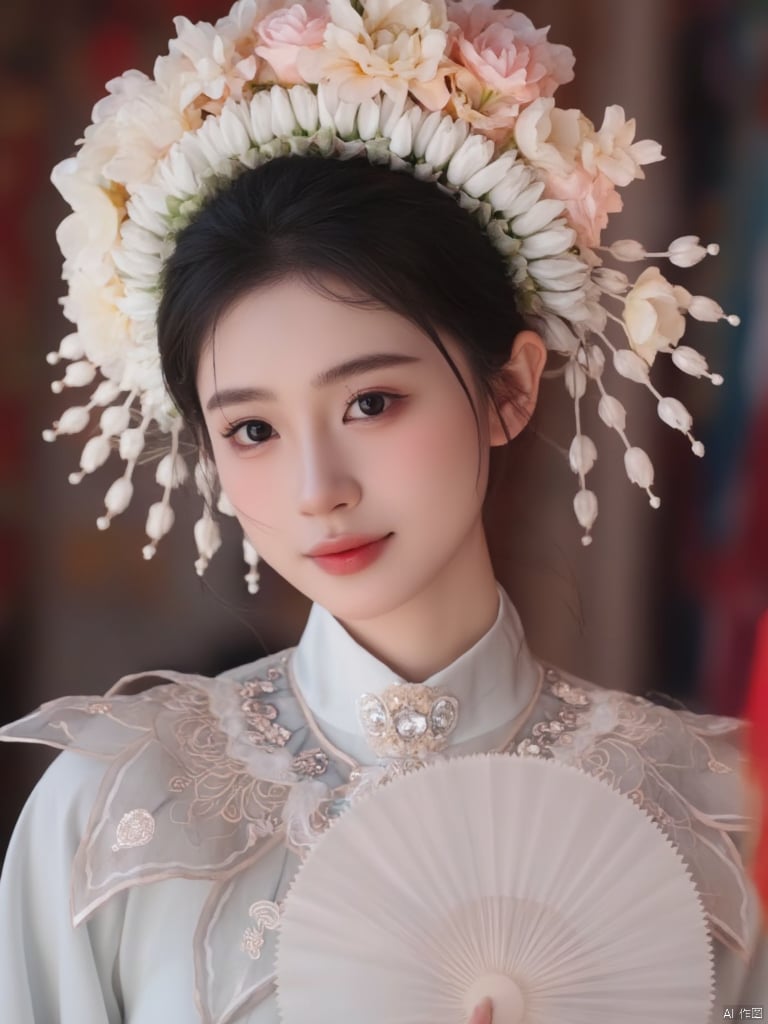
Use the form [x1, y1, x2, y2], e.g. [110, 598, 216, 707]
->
[337, 522, 500, 683]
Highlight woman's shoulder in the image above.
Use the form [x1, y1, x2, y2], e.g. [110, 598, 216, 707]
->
[526, 664, 755, 957]
[0, 643, 323, 925]
[527, 663, 746, 766]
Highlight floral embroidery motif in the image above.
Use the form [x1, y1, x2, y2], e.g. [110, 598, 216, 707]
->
[240, 900, 281, 960]
[164, 687, 293, 828]
[239, 674, 291, 749]
[516, 667, 591, 757]
[291, 749, 329, 778]
[358, 683, 459, 758]
[112, 808, 156, 851]
[85, 701, 112, 715]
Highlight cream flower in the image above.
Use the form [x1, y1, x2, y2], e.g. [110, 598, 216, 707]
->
[166, 14, 260, 110]
[297, 0, 452, 109]
[80, 73, 197, 193]
[255, 1, 329, 84]
[447, 0, 574, 135]
[622, 267, 686, 365]
[62, 272, 132, 380]
[52, 159, 122, 276]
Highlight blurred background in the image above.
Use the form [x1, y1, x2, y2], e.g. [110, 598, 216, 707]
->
[0, 0, 766, 858]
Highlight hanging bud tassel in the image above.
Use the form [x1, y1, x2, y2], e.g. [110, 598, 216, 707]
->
[97, 477, 135, 530]
[69, 434, 112, 484]
[194, 512, 222, 576]
[624, 447, 660, 508]
[657, 397, 705, 457]
[142, 425, 183, 560]
[243, 537, 261, 594]
[143, 502, 175, 560]
[573, 489, 598, 546]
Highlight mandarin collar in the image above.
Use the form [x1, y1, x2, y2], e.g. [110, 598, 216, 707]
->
[289, 583, 542, 765]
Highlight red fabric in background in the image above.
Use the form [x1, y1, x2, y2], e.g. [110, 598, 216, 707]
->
[745, 611, 768, 916]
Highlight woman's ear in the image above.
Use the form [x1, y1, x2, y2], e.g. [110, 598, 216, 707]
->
[487, 330, 548, 447]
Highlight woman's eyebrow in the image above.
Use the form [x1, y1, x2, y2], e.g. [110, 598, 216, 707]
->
[206, 352, 421, 411]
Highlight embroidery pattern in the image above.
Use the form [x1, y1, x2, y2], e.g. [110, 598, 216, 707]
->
[112, 809, 156, 851]
[291, 749, 329, 779]
[516, 667, 591, 758]
[241, 900, 281, 961]
[164, 678, 293, 829]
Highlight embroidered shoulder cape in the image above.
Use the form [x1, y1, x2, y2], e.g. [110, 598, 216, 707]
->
[0, 647, 758, 1023]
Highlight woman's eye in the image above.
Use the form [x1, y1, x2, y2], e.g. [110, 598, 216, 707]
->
[346, 391, 398, 419]
[224, 420, 274, 447]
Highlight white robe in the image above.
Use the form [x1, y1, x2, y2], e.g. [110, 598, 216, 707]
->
[0, 585, 765, 1022]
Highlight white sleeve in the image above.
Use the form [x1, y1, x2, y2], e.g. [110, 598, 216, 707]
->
[0, 752, 126, 1024]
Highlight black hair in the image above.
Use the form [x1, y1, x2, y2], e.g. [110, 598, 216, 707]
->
[157, 155, 531, 465]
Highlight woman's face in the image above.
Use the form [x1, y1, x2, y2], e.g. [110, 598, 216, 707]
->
[197, 276, 499, 623]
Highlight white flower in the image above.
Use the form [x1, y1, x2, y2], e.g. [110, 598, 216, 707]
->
[168, 15, 258, 109]
[486, 162, 531, 212]
[511, 198, 565, 237]
[446, 133, 495, 187]
[289, 85, 320, 133]
[519, 223, 575, 259]
[461, 151, 517, 199]
[423, 115, 469, 168]
[585, 105, 664, 187]
[413, 109, 442, 157]
[622, 267, 685, 365]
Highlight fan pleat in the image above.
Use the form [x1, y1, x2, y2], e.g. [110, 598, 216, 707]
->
[276, 754, 713, 1024]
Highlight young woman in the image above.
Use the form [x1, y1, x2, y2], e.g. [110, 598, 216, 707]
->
[0, 1, 763, 1021]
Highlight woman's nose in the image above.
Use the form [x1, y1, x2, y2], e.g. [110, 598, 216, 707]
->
[296, 435, 362, 516]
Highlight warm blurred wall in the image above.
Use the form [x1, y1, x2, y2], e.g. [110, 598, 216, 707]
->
[1, 0, 765, 857]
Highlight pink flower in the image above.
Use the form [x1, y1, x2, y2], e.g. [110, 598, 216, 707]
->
[447, 0, 574, 133]
[255, 1, 329, 85]
[515, 99, 663, 250]
[544, 164, 622, 251]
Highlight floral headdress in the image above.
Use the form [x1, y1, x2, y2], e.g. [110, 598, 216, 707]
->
[46, 0, 738, 589]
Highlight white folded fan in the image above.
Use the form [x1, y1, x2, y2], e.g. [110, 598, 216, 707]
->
[275, 753, 714, 1024]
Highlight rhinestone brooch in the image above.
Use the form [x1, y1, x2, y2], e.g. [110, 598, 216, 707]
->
[358, 683, 459, 758]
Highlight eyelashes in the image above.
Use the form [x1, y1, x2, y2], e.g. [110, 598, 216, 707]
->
[221, 390, 404, 449]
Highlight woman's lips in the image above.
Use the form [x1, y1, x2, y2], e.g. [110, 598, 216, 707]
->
[307, 534, 393, 575]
